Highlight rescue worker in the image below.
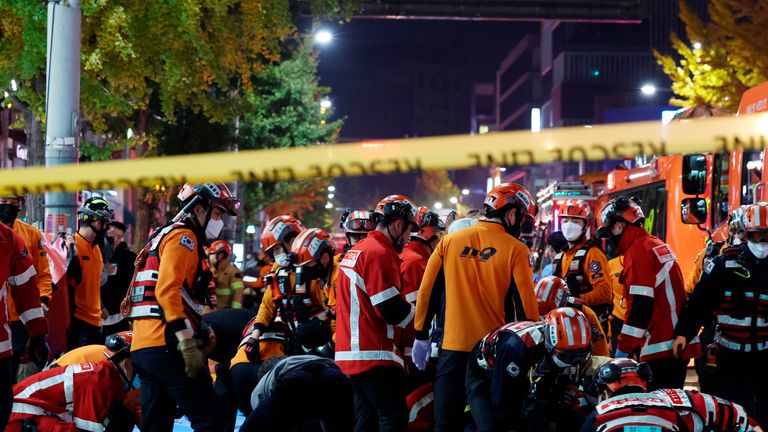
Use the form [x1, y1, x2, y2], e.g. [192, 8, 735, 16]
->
[685, 206, 747, 293]
[412, 183, 539, 432]
[340, 209, 375, 253]
[607, 256, 625, 355]
[101, 221, 136, 340]
[599, 196, 697, 389]
[466, 308, 593, 431]
[8, 332, 136, 432]
[241, 249, 272, 310]
[335, 194, 418, 432]
[0, 222, 50, 429]
[673, 202, 768, 426]
[554, 199, 612, 334]
[535, 276, 609, 356]
[48, 332, 140, 432]
[0, 194, 53, 381]
[208, 240, 245, 309]
[581, 358, 761, 432]
[67, 196, 113, 348]
[260, 215, 306, 268]
[234, 228, 334, 420]
[127, 181, 239, 432]
[241, 355, 354, 432]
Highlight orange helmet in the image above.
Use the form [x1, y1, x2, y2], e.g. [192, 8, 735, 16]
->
[178, 182, 240, 216]
[595, 358, 652, 394]
[744, 202, 768, 232]
[291, 228, 335, 266]
[261, 216, 306, 252]
[413, 207, 446, 242]
[208, 240, 232, 257]
[600, 196, 644, 227]
[373, 194, 419, 230]
[559, 199, 592, 222]
[535, 276, 570, 317]
[340, 210, 375, 234]
[544, 307, 592, 368]
[104, 331, 133, 361]
[483, 183, 538, 219]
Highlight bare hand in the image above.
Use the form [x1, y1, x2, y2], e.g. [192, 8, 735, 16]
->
[672, 336, 687, 359]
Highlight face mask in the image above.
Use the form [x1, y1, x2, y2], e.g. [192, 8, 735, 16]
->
[205, 218, 224, 239]
[0, 204, 19, 226]
[748, 241, 768, 259]
[732, 237, 743, 246]
[274, 252, 291, 267]
[561, 221, 584, 242]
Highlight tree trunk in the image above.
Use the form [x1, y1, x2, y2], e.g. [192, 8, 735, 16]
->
[131, 110, 152, 249]
[25, 106, 46, 228]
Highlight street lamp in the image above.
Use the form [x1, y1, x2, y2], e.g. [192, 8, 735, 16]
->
[315, 29, 333, 45]
[325, 202, 333, 209]
[434, 202, 443, 210]
[328, 193, 335, 199]
[640, 84, 657, 96]
[449, 197, 458, 205]
[320, 98, 332, 109]
[328, 185, 336, 192]
[461, 188, 470, 195]
[693, 41, 702, 50]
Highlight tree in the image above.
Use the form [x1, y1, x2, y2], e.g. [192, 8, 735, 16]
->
[413, 170, 460, 209]
[238, 40, 343, 232]
[654, 0, 768, 112]
[0, 0, 352, 245]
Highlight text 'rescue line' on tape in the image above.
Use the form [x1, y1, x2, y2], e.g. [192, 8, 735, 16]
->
[2, 113, 768, 196]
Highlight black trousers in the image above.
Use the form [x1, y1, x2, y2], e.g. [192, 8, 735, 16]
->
[10, 321, 28, 384]
[609, 317, 623, 357]
[67, 318, 101, 350]
[350, 366, 407, 432]
[645, 357, 687, 391]
[214, 363, 237, 432]
[241, 364, 354, 432]
[231, 362, 261, 416]
[434, 350, 470, 432]
[132, 347, 220, 432]
[715, 348, 768, 427]
[0, 357, 12, 431]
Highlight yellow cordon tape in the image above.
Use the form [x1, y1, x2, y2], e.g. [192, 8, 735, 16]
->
[2, 113, 768, 195]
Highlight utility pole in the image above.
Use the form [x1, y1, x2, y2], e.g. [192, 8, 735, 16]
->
[44, 0, 81, 234]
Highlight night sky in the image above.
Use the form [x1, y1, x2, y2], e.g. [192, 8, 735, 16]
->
[312, 18, 537, 210]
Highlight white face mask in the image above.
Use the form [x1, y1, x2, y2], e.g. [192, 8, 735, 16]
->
[748, 241, 768, 259]
[561, 221, 584, 242]
[205, 218, 224, 239]
[274, 252, 291, 267]
[732, 237, 743, 246]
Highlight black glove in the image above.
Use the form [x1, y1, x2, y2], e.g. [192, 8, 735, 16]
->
[295, 318, 327, 348]
[28, 335, 50, 369]
[243, 336, 260, 362]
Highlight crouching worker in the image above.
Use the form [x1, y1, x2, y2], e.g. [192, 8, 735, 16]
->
[240, 355, 354, 432]
[7, 333, 136, 432]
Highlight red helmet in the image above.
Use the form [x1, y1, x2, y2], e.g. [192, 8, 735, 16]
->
[535, 276, 570, 317]
[373, 194, 419, 230]
[291, 228, 335, 266]
[208, 240, 232, 258]
[413, 207, 446, 242]
[261, 216, 306, 252]
[544, 307, 592, 367]
[743, 202, 768, 231]
[104, 331, 133, 361]
[341, 210, 375, 234]
[178, 182, 240, 216]
[595, 358, 652, 394]
[484, 183, 538, 219]
[559, 199, 593, 222]
[600, 196, 644, 226]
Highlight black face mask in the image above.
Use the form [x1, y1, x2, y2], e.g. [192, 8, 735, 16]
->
[0, 204, 20, 226]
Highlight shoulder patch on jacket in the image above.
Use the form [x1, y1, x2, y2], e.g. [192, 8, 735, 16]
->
[180, 235, 195, 252]
[589, 260, 601, 273]
[341, 250, 360, 267]
[652, 244, 676, 264]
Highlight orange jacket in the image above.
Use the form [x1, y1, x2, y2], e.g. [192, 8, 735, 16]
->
[554, 239, 612, 307]
[9, 221, 52, 321]
[578, 302, 609, 356]
[68, 233, 104, 327]
[415, 221, 538, 352]
[213, 261, 244, 308]
[609, 257, 626, 321]
[131, 227, 203, 351]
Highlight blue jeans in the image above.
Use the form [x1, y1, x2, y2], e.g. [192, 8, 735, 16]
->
[132, 347, 220, 432]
